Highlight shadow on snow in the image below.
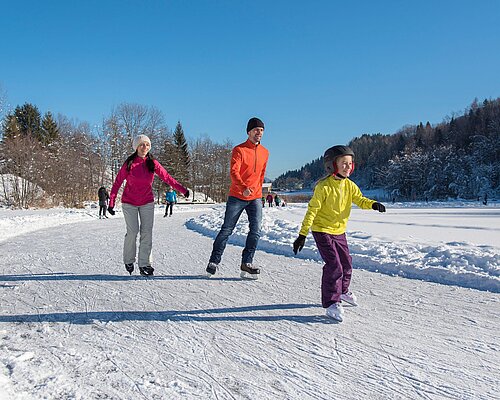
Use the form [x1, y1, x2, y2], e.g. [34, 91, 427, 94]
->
[0, 273, 243, 282]
[0, 303, 338, 325]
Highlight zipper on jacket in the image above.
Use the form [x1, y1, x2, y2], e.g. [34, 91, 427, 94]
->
[254, 144, 259, 173]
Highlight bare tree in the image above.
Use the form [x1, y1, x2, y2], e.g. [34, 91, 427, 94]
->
[0, 134, 47, 208]
[190, 136, 232, 202]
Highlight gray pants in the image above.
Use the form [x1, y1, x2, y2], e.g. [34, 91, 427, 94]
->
[122, 202, 155, 268]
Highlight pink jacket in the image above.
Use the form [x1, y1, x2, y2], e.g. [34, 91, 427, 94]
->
[109, 156, 187, 208]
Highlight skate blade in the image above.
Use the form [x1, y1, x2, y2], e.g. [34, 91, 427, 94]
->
[206, 272, 215, 278]
[240, 271, 259, 280]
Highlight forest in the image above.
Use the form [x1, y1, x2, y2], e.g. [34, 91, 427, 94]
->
[273, 98, 500, 201]
[0, 102, 233, 208]
[2, 96, 499, 208]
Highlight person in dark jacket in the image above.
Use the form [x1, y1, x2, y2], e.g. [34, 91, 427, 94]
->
[97, 186, 109, 219]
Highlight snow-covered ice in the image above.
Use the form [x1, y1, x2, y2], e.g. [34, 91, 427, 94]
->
[0, 202, 499, 399]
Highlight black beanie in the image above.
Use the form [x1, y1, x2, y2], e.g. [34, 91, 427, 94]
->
[247, 117, 265, 132]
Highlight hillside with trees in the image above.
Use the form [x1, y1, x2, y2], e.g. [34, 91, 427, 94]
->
[274, 98, 500, 201]
[0, 98, 233, 208]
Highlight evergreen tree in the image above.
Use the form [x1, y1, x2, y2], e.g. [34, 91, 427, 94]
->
[4, 103, 43, 141]
[41, 111, 60, 147]
[173, 121, 190, 184]
[275, 98, 500, 200]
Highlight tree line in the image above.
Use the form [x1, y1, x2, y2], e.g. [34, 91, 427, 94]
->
[274, 98, 500, 201]
[0, 102, 233, 208]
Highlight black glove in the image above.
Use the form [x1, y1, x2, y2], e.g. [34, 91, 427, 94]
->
[293, 234, 306, 255]
[107, 206, 115, 216]
[184, 189, 190, 198]
[372, 202, 386, 213]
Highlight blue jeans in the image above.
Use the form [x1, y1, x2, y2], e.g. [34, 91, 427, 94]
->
[209, 196, 263, 265]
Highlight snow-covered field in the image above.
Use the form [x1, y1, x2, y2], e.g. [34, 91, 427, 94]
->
[0, 202, 499, 399]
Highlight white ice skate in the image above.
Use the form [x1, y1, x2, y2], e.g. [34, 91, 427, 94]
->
[325, 303, 344, 322]
[340, 291, 358, 306]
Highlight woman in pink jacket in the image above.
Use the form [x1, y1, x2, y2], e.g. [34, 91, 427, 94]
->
[108, 134, 189, 276]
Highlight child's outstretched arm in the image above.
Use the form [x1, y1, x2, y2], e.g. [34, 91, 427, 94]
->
[351, 182, 386, 212]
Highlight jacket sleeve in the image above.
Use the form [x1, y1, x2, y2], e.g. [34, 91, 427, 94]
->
[299, 184, 324, 236]
[230, 147, 246, 188]
[155, 161, 188, 196]
[109, 163, 128, 208]
[351, 181, 376, 210]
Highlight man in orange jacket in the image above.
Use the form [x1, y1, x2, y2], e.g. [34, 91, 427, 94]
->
[206, 117, 269, 279]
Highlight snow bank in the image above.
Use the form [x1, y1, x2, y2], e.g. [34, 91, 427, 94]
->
[186, 204, 500, 293]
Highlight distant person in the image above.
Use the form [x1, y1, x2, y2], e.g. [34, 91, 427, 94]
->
[97, 186, 109, 219]
[164, 188, 177, 217]
[108, 135, 189, 276]
[266, 193, 274, 207]
[206, 117, 269, 279]
[261, 196, 266, 207]
[274, 194, 281, 207]
[483, 194, 488, 206]
[292, 145, 386, 322]
[281, 197, 286, 207]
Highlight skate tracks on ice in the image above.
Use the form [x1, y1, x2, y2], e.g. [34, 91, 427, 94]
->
[0, 205, 499, 399]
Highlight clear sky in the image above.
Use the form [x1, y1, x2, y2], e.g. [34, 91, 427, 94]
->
[1, 0, 500, 178]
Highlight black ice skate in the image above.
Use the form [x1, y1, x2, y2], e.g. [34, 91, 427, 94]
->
[125, 263, 134, 275]
[139, 266, 154, 276]
[206, 262, 218, 278]
[240, 263, 260, 280]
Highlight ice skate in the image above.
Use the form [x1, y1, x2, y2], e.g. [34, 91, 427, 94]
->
[125, 263, 134, 275]
[325, 303, 344, 322]
[139, 265, 154, 276]
[340, 291, 358, 306]
[206, 262, 219, 278]
[240, 263, 260, 280]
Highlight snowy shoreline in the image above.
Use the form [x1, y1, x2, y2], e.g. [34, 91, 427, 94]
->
[186, 203, 500, 294]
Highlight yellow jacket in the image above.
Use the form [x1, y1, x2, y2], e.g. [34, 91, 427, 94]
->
[299, 176, 376, 236]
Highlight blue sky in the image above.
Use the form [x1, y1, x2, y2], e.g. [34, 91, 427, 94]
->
[1, 0, 500, 178]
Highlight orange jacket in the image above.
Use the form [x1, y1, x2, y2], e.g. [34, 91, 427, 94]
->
[229, 139, 269, 200]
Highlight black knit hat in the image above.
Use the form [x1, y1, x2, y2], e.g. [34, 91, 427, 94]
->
[323, 145, 355, 174]
[247, 117, 265, 132]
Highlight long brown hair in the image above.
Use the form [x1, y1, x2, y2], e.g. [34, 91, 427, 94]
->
[125, 151, 155, 173]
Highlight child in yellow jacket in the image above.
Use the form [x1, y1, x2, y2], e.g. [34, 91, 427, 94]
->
[293, 145, 386, 321]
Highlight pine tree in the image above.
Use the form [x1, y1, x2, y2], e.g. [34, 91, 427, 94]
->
[7, 103, 43, 141]
[173, 121, 190, 185]
[41, 111, 60, 147]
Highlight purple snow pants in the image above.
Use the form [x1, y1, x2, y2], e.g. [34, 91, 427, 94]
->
[312, 231, 353, 308]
